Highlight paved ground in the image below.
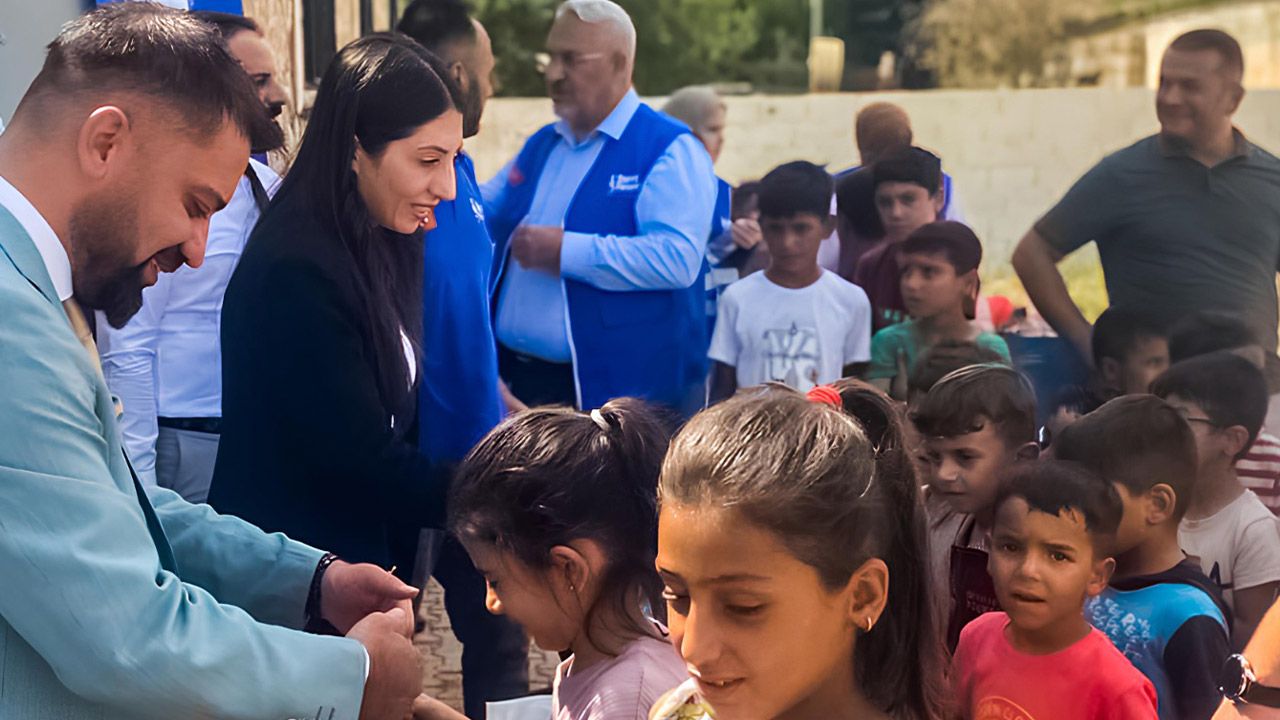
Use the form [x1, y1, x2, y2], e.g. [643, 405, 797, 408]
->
[415, 577, 560, 712]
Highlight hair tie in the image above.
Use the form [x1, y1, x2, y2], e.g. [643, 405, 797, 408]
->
[807, 385, 843, 407]
[590, 408, 611, 432]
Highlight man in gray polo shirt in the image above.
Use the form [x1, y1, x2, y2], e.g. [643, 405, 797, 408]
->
[1013, 29, 1280, 362]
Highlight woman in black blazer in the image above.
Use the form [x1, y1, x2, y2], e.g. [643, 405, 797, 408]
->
[210, 34, 463, 567]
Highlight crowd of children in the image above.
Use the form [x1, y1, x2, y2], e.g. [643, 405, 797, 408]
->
[417, 120, 1280, 720]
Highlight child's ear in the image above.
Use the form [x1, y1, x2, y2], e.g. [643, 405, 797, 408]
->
[1145, 483, 1179, 525]
[822, 213, 837, 236]
[1087, 556, 1116, 596]
[844, 558, 889, 633]
[931, 190, 945, 217]
[1015, 441, 1041, 462]
[1221, 424, 1251, 461]
[548, 543, 598, 605]
[1098, 357, 1122, 390]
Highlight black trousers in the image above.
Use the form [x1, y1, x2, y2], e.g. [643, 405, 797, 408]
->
[497, 343, 577, 408]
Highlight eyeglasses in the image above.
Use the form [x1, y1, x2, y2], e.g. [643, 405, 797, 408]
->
[535, 51, 606, 75]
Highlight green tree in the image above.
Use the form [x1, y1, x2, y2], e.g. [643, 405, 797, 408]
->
[473, 0, 808, 97]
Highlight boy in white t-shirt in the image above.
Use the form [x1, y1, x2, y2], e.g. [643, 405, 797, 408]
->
[708, 161, 871, 402]
[1152, 351, 1280, 649]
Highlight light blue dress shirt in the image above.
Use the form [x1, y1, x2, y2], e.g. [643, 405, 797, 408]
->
[482, 89, 717, 363]
[97, 159, 278, 486]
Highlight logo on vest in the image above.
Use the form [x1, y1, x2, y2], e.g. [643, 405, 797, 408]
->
[470, 197, 486, 224]
[608, 173, 641, 194]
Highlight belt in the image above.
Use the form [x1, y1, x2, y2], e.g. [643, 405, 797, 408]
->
[157, 416, 223, 435]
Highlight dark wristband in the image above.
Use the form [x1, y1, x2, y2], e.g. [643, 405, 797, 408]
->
[304, 552, 340, 625]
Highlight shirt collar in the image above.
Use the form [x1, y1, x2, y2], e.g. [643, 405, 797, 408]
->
[554, 87, 641, 146]
[0, 174, 72, 301]
[1158, 127, 1253, 162]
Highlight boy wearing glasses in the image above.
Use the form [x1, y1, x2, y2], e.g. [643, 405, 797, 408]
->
[1152, 352, 1280, 650]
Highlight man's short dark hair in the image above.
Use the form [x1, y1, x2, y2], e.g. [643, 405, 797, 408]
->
[996, 460, 1123, 553]
[1053, 395, 1198, 520]
[1092, 307, 1167, 369]
[191, 10, 261, 39]
[1169, 29, 1244, 80]
[872, 146, 942, 197]
[835, 167, 883, 238]
[17, 2, 274, 143]
[1152, 352, 1268, 461]
[900, 221, 982, 274]
[1169, 311, 1259, 363]
[910, 364, 1037, 447]
[397, 0, 477, 55]
[757, 161, 834, 220]
[906, 341, 1007, 399]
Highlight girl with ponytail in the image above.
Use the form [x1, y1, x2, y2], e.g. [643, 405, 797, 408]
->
[651, 381, 947, 720]
[448, 399, 688, 719]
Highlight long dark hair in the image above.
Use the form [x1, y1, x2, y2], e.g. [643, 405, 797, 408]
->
[267, 33, 460, 429]
[449, 399, 673, 653]
[660, 381, 947, 720]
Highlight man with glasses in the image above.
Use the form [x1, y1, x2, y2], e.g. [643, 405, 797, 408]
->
[483, 0, 717, 414]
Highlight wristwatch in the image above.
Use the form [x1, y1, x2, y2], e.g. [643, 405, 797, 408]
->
[1220, 653, 1280, 707]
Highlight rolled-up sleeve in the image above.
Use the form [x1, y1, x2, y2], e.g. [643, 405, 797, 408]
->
[1033, 160, 1121, 256]
[560, 134, 716, 291]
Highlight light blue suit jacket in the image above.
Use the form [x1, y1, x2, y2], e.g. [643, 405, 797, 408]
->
[0, 203, 367, 719]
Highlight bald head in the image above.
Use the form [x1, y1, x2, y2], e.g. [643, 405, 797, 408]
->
[856, 102, 913, 165]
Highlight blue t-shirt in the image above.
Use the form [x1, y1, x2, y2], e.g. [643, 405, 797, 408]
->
[418, 152, 504, 463]
[1085, 560, 1231, 720]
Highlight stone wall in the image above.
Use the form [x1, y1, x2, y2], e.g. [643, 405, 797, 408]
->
[465, 87, 1280, 269]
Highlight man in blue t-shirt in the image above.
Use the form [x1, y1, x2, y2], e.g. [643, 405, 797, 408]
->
[397, 2, 528, 717]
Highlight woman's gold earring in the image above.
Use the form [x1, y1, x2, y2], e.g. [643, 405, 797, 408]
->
[864, 617, 874, 633]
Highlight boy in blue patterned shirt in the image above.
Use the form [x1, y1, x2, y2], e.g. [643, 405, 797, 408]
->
[1054, 395, 1231, 720]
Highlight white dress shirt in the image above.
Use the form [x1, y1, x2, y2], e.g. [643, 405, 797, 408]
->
[0, 175, 72, 301]
[97, 159, 279, 487]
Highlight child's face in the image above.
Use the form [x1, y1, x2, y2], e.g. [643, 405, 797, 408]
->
[761, 212, 830, 276]
[1164, 394, 1233, 475]
[899, 251, 974, 320]
[464, 540, 581, 653]
[657, 502, 875, 720]
[874, 181, 941, 242]
[989, 497, 1111, 641]
[1102, 336, 1169, 395]
[923, 419, 1020, 519]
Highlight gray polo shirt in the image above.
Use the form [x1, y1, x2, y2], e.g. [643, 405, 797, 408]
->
[1035, 132, 1280, 350]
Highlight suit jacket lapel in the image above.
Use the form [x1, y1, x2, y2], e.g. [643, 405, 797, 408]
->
[0, 204, 59, 307]
[0, 203, 178, 573]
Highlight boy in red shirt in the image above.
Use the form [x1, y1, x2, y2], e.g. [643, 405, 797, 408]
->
[953, 461, 1157, 720]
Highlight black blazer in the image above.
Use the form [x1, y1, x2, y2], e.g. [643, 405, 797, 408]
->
[210, 195, 444, 567]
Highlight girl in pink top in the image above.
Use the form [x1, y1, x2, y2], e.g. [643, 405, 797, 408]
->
[449, 399, 687, 720]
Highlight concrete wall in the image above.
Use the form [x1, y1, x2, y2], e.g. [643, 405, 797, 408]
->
[465, 87, 1280, 267]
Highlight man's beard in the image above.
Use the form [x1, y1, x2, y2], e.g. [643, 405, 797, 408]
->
[462, 71, 485, 138]
[68, 192, 150, 329]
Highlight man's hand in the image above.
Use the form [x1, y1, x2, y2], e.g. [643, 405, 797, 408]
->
[412, 693, 469, 720]
[349, 609, 423, 720]
[510, 225, 563, 274]
[323, 560, 418, 636]
[730, 217, 762, 251]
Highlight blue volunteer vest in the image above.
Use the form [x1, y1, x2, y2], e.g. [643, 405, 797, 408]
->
[488, 104, 708, 413]
[419, 152, 504, 463]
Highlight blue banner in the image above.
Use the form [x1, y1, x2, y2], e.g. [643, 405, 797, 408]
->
[95, 0, 244, 13]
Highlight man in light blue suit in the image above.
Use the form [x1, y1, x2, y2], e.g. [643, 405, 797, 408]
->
[0, 5, 426, 718]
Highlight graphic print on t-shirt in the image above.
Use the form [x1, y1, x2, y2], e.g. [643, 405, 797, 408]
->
[763, 322, 821, 388]
[975, 696, 1035, 720]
